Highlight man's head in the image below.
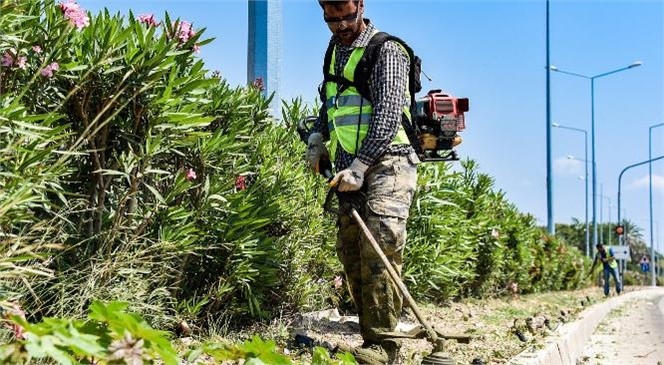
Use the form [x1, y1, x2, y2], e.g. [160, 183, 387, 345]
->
[318, 0, 366, 46]
[596, 243, 605, 252]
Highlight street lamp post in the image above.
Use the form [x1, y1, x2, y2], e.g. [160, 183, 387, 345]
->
[656, 220, 661, 280]
[545, 0, 553, 235]
[554, 123, 589, 257]
[600, 183, 604, 244]
[649, 123, 663, 286]
[551, 61, 642, 255]
[598, 191, 612, 245]
[617, 155, 664, 242]
[617, 157, 664, 291]
[606, 200, 613, 246]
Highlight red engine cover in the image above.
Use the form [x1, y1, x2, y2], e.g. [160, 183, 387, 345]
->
[425, 90, 469, 131]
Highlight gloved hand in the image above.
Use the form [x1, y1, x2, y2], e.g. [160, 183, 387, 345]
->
[330, 159, 369, 192]
[307, 133, 329, 173]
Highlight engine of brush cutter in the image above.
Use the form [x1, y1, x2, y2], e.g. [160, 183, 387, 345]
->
[413, 89, 469, 162]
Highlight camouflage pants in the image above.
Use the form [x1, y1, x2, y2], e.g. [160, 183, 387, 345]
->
[336, 152, 418, 342]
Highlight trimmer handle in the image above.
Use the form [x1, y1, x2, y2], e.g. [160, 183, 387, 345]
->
[296, 116, 317, 144]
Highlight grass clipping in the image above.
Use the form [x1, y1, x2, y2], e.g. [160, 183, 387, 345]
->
[176, 287, 618, 364]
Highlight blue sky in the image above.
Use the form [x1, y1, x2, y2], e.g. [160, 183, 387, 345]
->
[79, 0, 664, 254]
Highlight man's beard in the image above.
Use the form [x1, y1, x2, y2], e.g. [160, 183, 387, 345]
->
[337, 27, 358, 41]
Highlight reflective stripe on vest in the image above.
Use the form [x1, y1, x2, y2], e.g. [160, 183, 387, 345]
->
[325, 37, 410, 160]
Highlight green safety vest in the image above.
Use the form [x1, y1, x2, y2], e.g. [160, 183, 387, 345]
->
[599, 249, 619, 269]
[324, 36, 411, 160]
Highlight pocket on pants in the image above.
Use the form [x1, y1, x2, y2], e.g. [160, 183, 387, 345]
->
[366, 155, 417, 205]
[367, 197, 410, 220]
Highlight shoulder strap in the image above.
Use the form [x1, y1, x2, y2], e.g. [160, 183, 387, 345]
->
[354, 32, 424, 153]
[322, 39, 335, 85]
[352, 32, 390, 102]
[320, 40, 334, 103]
[320, 39, 359, 102]
[354, 32, 422, 103]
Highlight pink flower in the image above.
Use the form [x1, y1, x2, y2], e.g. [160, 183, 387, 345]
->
[2, 303, 27, 340]
[40, 62, 59, 78]
[185, 168, 197, 181]
[235, 175, 247, 190]
[192, 44, 201, 54]
[40, 67, 52, 77]
[32, 45, 42, 53]
[333, 276, 343, 289]
[173, 20, 195, 43]
[1, 50, 14, 67]
[15, 56, 26, 70]
[1, 49, 26, 70]
[58, 1, 80, 13]
[137, 13, 160, 27]
[252, 77, 264, 92]
[58, 1, 90, 29]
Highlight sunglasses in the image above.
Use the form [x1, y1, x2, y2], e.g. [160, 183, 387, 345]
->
[324, 10, 358, 28]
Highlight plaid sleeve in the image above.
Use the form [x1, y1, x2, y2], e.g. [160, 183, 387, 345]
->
[356, 40, 409, 166]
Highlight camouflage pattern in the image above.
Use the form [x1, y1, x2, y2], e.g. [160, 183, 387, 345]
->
[336, 152, 418, 343]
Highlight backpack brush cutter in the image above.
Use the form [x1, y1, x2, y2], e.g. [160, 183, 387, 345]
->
[413, 89, 469, 163]
[297, 88, 469, 167]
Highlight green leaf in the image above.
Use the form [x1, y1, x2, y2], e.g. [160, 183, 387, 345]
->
[143, 182, 166, 204]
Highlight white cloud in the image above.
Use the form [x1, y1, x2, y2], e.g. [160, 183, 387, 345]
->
[629, 174, 664, 193]
[554, 157, 583, 176]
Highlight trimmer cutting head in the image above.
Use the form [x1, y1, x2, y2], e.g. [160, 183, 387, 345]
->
[421, 351, 456, 365]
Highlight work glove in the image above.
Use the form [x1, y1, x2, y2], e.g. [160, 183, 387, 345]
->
[307, 133, 330, 174]
[330, 159, 369, 192]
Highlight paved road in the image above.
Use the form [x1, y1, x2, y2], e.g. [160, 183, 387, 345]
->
[577, 292, 664, 365]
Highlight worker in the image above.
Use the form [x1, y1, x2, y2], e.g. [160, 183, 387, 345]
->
[305, 0, 419, 363]
[589, 243, 622, 297]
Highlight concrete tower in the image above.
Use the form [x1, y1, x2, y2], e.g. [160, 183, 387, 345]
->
[247, 0, 282, 118]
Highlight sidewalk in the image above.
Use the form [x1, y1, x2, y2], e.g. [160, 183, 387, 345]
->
[508, 287, 664, 365]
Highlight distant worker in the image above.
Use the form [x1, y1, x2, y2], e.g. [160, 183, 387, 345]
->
[639, 255, 650, 272]
[639, 255, 650, 285]
[589, 243, 621, 297]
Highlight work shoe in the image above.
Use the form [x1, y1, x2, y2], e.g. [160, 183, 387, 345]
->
[381, 339, 401, 364]
[352, 341, 389, 365]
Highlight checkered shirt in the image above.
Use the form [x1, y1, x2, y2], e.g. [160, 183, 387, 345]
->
[313, 19, 414, 171]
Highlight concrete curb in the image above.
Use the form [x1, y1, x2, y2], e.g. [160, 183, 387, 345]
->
[508, 287, 664, 365]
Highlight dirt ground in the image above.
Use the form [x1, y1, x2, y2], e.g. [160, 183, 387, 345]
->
[282, 287, 611, 364]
